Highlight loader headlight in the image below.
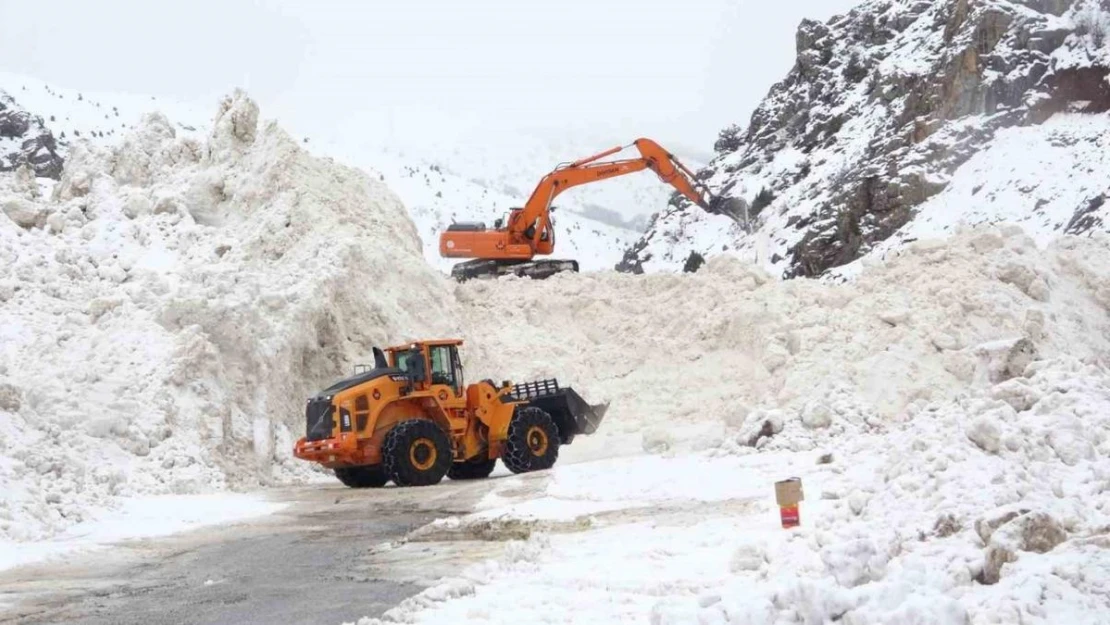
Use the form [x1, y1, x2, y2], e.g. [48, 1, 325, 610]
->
[339, 407, 352, 432]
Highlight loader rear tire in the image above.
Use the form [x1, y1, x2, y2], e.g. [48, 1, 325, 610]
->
[502, 407, 559, 474]
[448, 457, 497, 480]
[334, 465, 388, 488]
[383, 419, 452, 487]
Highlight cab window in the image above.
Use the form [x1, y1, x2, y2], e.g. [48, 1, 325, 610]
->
[395, 350, 424, 378]
[429, 346, 459, 393]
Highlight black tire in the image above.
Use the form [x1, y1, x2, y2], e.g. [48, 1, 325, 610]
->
[447, 457, 497, 480]
[382, 419, 452, 487]
[502, 406, 560, 474]
[334, 465, 389, 488]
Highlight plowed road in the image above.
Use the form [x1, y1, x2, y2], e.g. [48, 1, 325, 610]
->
[0, 480, 506, 625]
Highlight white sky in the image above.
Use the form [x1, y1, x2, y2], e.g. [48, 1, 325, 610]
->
[0, 0, 858, 158]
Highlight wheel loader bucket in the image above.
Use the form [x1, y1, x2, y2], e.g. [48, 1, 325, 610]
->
[559, 386, 608, 435]
[509, 379, 608, 443]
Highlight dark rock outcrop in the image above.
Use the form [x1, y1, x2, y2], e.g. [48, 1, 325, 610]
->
[0, 91, 65, 179]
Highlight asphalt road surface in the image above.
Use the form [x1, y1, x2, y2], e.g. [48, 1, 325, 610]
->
[0, 479, 501, 625]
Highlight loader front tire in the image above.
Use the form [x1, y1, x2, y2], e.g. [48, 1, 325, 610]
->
[448, 457, 497, 480]
[383, 419, 452, 487]
[503, 407, 559, 474]
[334, 465, 388, 488]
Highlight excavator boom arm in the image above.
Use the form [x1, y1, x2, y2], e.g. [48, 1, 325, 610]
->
[510, 138, 712, 244]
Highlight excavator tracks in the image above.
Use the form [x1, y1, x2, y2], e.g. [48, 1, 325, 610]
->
[450, 259, 579, 282]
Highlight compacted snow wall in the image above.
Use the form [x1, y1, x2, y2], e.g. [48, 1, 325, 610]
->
[462, 227, 1110, 457]
[0, 93, 458, 540]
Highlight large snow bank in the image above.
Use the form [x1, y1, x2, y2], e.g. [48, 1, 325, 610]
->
[351, 355, 1110, 625]
[346, 224, 1110, 624]
[0, 92, 457, 541]
[460, 226, 1110, 459]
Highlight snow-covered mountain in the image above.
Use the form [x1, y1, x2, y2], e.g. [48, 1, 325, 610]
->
[0, 90, 64, 179]
[0, 72, 209, 169]
[621, 0, 1110, 277]
[0, 73, 654, 274]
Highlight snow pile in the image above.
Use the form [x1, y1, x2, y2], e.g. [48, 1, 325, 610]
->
[344, 223, 1110, 624]
[646, 357, 1110, 625]
[461, 226, 1110, 458]
[349, 355, 1110, 625]
[0, 92, 456, 541]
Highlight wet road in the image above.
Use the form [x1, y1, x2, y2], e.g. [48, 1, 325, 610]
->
[0, 480, 498, 625]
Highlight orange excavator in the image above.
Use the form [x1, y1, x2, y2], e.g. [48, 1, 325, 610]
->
[438, 138, 715, 281]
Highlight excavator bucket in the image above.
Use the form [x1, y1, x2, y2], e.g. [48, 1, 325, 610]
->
[508, 379, 609, 443]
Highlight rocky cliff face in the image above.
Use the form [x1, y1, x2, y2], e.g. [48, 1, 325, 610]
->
[620, 0, 1110, 277]
[0, 91, 64, 179]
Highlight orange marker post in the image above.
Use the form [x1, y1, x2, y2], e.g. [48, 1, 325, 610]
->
[775, 478, 804, 529]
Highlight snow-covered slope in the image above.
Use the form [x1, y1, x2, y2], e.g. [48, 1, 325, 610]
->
[622, 0, 1110, 277]
[0, 72, 209, 151]
[835, 112, 1110, 276]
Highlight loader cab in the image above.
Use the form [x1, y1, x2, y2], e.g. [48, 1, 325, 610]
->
[386, 340, 465, 397]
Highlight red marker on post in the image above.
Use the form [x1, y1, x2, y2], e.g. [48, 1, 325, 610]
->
[775, 478, 804, 529]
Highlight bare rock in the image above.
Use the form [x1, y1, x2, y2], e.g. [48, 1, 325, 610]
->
[966, 415, 1002, 454]
[0, 380, 22, 412]
[973, 337, 1038, 384]
[801, 401, 833, 429]
[934, 513, 963, 538]
[980, 511, 1067, 583]
[1, 197, 44, 228]
[975, 507, 1027, 544]
[0, 92, 65, 179]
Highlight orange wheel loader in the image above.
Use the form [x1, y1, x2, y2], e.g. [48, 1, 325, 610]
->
[439, 138, 716, 281]
[292, 339, 608, 487]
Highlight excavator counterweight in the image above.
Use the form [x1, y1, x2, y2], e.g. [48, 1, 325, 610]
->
[439, 138, 714, 281]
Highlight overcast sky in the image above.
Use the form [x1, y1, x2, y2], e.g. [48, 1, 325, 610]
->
[0, 0, 858, 156]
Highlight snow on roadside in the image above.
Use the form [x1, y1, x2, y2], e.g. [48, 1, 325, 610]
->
[0, 492, 285, 572]
[350, 357, 1110, 625]
[347, 225, 1110, 625]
